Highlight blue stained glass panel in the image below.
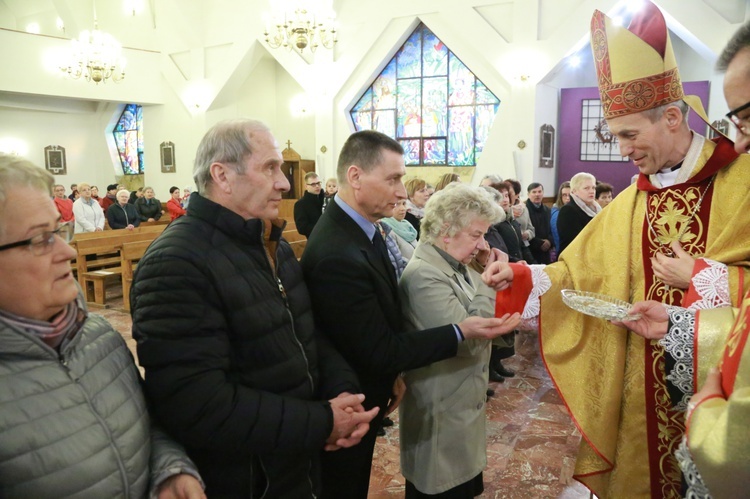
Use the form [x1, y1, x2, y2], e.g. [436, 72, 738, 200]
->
[423, 138, 446, 165]
[397, 79, 422, 138]
[448, 107, 475, 165]
[374, 110, 396, 137]
[114, 131, 127, 168]
[397, 31, 421, 78]
[123, 130, 139, 174]
[352, 88, 373, 112]
[400, 139, 421, 166]
[374, 60, 397, 110]
[113, 104, 144, 175]
[475, 104, 498, 160]
[449, 56, 474, 106]
[422, 30, 448, 77]
[136, 105, 144, 151]
[422, 77, 447, 137]
[352, 111, 372, 131]
[348, 23, 499, 166]
[476, 81, 499, 104]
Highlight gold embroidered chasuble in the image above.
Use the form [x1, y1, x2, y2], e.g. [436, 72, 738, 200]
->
[683, 294, 750, 498]
[539, 138, 750, 498]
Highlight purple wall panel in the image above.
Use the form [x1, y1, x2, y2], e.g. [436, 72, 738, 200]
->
[558, 81, 710, 195]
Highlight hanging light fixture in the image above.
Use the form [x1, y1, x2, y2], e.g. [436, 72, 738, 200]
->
[264, 2, 337, 54]
[60, 3, 126, 84]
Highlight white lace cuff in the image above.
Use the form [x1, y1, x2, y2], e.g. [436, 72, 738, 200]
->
[676, 438, 713, 498]
[689, 259, 731, 311]
[660, 306, 696, 411]
[521, 265, 551, 320]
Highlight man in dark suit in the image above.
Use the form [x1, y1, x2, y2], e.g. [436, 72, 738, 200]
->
[294, 171, 324, 237]
[301, 130, 520, 498]
[525, 182, 554, 264]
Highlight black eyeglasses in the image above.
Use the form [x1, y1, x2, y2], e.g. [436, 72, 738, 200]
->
[0, 223, 74, 256]
[306, 181, 322, 187]
[726, 100, 750, 136]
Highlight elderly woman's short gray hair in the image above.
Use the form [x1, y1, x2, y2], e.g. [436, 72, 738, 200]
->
[420, 183, 503, 244]
[570, 172, 596, 192]
[480, 174, 503, 185]
[0, 154, 53, 238]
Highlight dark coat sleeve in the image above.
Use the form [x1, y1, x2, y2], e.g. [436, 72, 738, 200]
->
[294, 199, 313, 237]
[132, 253, 334, 456]
[303, 251, 458, 378]
[106, 204, 123, 229]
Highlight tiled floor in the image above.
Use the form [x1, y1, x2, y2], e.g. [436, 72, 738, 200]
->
[98, 287, 591, 499]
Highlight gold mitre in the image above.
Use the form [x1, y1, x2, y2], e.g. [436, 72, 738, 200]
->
[590, 1, 686, 120]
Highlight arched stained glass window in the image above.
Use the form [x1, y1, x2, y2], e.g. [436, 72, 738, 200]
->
[350, 23, 500, 166]
[113, 104, 144, 175]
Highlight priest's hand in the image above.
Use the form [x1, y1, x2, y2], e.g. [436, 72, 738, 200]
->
[612, 300, 669, 339]
[651, 241, 695, 289]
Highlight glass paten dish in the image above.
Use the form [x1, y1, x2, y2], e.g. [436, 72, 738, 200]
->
[561, 289, 642, 322]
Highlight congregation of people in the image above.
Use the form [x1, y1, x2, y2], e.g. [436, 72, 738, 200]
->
[3, 2, 750, 498]
[50, 181, 192, 233]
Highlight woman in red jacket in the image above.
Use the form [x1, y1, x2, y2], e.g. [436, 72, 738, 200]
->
[166, 186, 186, 221]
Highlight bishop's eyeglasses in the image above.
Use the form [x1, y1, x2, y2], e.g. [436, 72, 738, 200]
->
[0, 223, 74, 256]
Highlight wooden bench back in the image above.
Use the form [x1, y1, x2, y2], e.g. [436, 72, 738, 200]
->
[74, 226, 166, 288]
[71, 224, 165, 243]
[121, 239, 154, 311]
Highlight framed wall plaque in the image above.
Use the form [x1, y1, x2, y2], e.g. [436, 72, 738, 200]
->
[160, 141, 176, 173]
[539, 124, 555, 168]
[44, 145, 67, 175]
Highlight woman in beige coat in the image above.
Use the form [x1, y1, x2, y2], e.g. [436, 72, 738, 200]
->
[398, 183, 517, 498]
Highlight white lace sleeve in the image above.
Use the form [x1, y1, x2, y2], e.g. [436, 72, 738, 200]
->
[688, 259, 731, 311]
[519, 265, 551, 330]
[676, 438, 713, 498]
[659, 306, 697, 411]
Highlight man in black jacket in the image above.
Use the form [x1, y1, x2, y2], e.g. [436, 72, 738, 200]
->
[131, 118, 377, 498]
[525, 182, 554, 264]
[294, 171, 324, 237]
[301, 130, 520, 498]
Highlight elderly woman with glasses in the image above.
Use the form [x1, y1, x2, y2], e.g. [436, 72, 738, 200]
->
[0, 155, 204, 499]
[398, 183, 519, 498]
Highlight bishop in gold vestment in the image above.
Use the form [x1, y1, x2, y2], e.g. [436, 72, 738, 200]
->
[491, 3, 750, 498]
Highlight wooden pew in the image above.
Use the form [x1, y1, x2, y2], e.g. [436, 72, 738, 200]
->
[70, 226, 166, 280]
[120, 239, 153, 312]
[74, 226, 166, 306]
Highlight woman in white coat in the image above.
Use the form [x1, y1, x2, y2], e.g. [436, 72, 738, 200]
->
[72, 182, 105, 233]
[398, 183, 518, 498]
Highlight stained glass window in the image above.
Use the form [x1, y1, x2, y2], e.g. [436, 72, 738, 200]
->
[350, 23, 500, 166]
[113, 104, 145, 175]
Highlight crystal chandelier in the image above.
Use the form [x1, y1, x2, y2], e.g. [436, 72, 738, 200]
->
[264, 4, 337, 54]
[61, 19, 126, 84]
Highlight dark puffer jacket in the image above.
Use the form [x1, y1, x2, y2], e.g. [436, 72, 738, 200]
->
[0, 301, 199, 498]
[131, 192, 359, 498]
[134, 197, 162, 221]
